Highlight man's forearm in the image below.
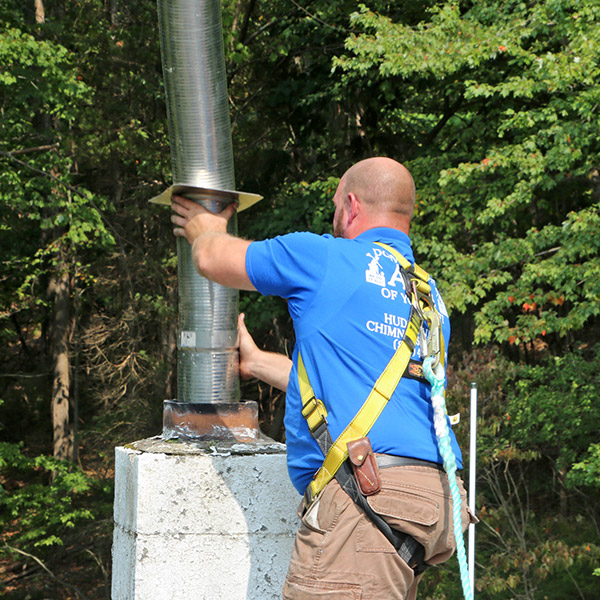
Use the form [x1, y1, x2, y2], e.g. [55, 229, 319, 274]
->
[237, 312, 291, 391]
[245, 349, 292, 392]
[191, 232, 256, 291]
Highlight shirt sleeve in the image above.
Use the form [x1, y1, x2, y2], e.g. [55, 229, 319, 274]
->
[245, 232, 330, 320]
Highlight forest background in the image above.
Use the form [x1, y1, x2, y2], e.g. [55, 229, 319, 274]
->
[1, 0, 599, 598]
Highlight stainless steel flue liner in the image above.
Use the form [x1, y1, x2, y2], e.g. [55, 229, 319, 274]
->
[157, 0, 240, 403]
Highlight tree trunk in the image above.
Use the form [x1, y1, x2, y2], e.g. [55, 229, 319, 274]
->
[49, 260, 73, 461]
[34, 0, 45, 23]
[162, 284, 177, 399]
[558, 464, 568, 517]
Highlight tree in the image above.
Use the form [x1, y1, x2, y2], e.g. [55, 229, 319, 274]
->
[334, 1, 600, 348]
[1, 2, 170, 593]
[0, 9, 115, 460]
[330, 1, 600, 596]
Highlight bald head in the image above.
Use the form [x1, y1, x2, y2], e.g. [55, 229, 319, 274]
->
[341, 157, 415, 220]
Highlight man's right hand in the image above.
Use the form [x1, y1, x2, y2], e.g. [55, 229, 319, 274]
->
[171, 195, 236, 246]
[236, 313, 292, 392]
[238, 313, 260, 381]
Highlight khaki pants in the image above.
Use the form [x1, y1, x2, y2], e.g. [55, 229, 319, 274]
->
[283, 464, 474, 600]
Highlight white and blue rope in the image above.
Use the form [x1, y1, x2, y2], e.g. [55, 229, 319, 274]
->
[423, 356, 473, 600]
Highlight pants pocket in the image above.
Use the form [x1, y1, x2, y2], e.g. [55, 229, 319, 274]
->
[466, 505, 479, 527]
[300, 495, 327, 534]
[357, 485, 441, 553]
[299, 480, 348, 535]
[283, 575, 363, 599]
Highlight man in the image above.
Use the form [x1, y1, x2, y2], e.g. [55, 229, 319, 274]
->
[172, 157, 473, 600]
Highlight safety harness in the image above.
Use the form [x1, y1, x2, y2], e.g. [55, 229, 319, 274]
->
[299, 242, 446, 574]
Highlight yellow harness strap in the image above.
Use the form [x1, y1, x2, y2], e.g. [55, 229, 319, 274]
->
[375, 242, 432, 296]
[376, 243, 445, 372]
[299, 311, 421, 503]
[299, 244, 440, 505]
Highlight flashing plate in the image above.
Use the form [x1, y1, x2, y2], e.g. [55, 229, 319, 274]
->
[150, 183, 263, 212]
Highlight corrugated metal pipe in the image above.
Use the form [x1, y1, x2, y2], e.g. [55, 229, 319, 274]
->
[157, 0, 239, 403]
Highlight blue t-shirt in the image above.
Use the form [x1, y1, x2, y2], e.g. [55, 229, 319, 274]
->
[246, 227, 462, 494]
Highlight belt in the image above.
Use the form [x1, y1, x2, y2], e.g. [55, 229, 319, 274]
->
[376, 455, 445, 471]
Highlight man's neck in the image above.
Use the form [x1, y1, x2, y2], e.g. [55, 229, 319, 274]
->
[348, 216, 410, 239]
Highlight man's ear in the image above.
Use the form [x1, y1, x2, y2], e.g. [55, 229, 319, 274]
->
[347, 192, 361, 225]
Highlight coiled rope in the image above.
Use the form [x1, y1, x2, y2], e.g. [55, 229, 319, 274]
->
[423, 356, 473, 600]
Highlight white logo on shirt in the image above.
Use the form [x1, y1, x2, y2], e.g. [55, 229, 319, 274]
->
[365, 251, 386, 286]
[365, 247, 410, 304]
[362, 245, 446, 352]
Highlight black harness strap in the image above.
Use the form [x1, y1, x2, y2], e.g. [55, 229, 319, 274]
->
[335, 462, 429, 576]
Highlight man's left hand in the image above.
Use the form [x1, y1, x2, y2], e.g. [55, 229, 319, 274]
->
[171, 195, 237, 245]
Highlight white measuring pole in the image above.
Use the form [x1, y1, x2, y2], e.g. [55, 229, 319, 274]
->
[468, 382, 478, 596]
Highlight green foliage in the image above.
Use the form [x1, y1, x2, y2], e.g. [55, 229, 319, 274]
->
[569, 443, 600, 489]
[334, 0, 600, 352]
[242, 176, 338, 241]
[0, 19, 115, 326]
[0, 442, 102, 550]
[444, 346, 600, 598]
[1, 4, 172, 593]
[503, 347, 600, 472]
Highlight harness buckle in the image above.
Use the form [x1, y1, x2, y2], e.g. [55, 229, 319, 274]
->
[303, 477, 326, 511]
[303, 485, 316, 509]
[423, 310, 442, 369]
[409, 277, 443, 370]
[301, 395, 328, 433]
